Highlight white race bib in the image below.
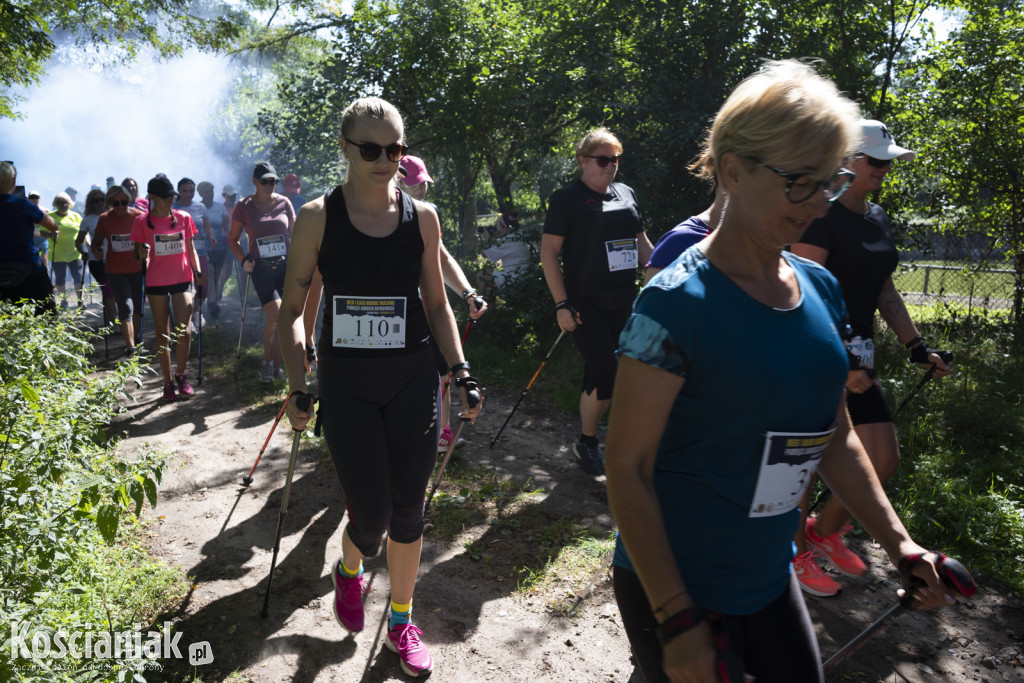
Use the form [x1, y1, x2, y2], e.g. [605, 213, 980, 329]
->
[333, 296, 407, 349]
[845, 335, 874, 369]
[111, 234, 133, 253]
[605, 238, 638, 272]
[153, 232, 185, 257]
[256, 234, 287, 259]
[748, 428, 835, 518]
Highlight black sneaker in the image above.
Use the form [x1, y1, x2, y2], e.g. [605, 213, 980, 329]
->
[573, 441, 605, 475]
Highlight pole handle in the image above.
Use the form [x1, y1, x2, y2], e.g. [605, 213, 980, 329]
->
[291, 392, 315, 432]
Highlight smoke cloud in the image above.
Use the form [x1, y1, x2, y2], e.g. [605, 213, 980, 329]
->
[1, 49, 242, 205]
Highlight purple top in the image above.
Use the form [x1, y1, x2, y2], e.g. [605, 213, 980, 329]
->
[231, 194, 296, 261]
[647, 216, 711, 269]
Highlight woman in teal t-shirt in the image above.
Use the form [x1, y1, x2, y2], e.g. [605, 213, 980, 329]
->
[605, 60, 965, 683]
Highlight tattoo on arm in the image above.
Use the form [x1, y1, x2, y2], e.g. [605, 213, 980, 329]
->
[884, 294, 903, 317]
[296, 276, 311, 289]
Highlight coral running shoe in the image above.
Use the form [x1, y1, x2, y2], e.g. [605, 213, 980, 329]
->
[794, 550, 841, 597]
[332, 560, 367, 633]
[805, 518, 867, 577]
[386, 623, 433, 677]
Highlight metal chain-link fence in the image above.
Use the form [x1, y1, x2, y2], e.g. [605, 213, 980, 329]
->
[895, 229, 1023, 331]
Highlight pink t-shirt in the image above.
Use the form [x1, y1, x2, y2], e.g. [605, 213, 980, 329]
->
[231, 194, 295, 261]
[130, 210, 198, 287]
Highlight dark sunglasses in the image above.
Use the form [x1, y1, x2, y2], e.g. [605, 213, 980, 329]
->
[585, 154, 621, 168]
[259, 178, 278, 186]
[344, 138, 409, 163]
[858, 154, 892, 169]
[110, 199, 130, 207]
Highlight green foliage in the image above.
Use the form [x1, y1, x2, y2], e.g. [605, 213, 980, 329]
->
[0, 301, 174, 681]
[890, 4, 1024, 330]
[873, 308, 1024, 591]
[0, 0, 247, 118]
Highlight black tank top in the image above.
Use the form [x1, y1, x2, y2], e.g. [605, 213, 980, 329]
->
[318, 185, 431, 358]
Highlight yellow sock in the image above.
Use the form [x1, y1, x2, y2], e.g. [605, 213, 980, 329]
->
[338, 558, 362, 578]
[390, 599, 412, 628]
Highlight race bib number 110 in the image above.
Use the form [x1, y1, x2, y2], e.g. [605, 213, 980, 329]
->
[333, 296, 407, 349]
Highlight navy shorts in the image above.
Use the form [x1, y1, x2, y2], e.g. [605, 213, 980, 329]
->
[251, 258, 287, 306]
[847, 383, 893, 425]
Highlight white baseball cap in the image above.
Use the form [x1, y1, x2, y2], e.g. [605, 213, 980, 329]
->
[859, 120, 915, 161]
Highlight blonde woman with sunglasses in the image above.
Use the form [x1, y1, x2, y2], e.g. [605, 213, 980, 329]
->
[228, 161, 297, 382]
[540, 127, 654, 476]
[278, 96, 482, 678]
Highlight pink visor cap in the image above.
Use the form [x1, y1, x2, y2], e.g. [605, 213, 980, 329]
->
[399, 155, 434, 186]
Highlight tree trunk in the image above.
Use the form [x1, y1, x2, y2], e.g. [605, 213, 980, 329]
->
[486, 152, 516, 217]
[454, 156, 481, 259]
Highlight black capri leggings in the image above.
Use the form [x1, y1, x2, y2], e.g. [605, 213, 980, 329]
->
[318, 347, 440, 556]
[106, 271, 144, 321]
[571, 297, 632, 400]
[613, 566, 822, 683]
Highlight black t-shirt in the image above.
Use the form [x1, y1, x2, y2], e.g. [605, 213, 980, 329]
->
[543, 179, 643, 303]
[318, 186, 431, 358]
[799, 201, 899, 339]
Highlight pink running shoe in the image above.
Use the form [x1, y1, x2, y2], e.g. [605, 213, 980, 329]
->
[805, 518, 867, 577]
[162, 381, 176, 402]
[332, 560, 367, 632]
[175, 373, 194, 398]
[438, 425, 466, 453]
[794, 550, 841, 597]
[438, 425, 454, 452]
[386, 623, 433, 677]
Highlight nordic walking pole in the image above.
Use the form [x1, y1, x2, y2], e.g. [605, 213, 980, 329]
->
[441, 319, 476, 401]
[102, 286, 109, 360]
[893, 350, 953, 420]
[234, 272, 250, 380]
[196, 284, 203, 386]
[261, 392, 314, 618]
[242, 395, 291, 486]
[823, 554, 975, 672]
[489, 329, 566, 448]
[424, 383, 482, 515]
[138, 265, 147, 346]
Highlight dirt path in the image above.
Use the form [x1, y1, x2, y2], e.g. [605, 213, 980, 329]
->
[100, 296, 1023, 682]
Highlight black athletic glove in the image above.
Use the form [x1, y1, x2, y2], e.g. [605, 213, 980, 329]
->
[906, 337, 952, 366]
[454, 374, 482, 408]
[897, 551, 977, 603]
